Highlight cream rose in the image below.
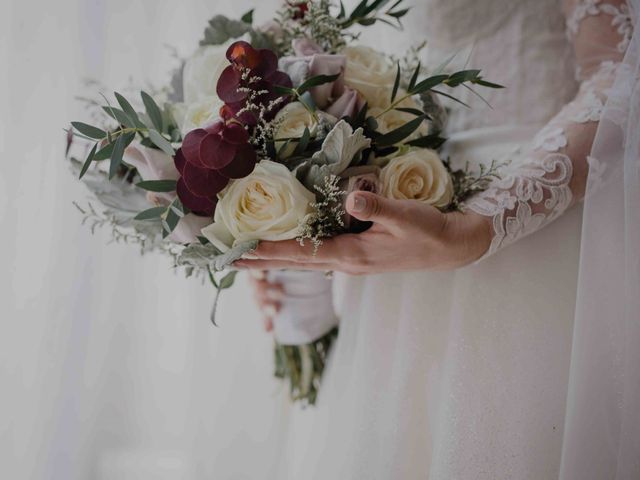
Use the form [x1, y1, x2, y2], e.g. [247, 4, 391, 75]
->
[183, 45, 230, 104]
[201, 160, 315, 251]
[342, 46, 396, 108]
[380, 149, 453, 208]
[273, 102, 318, 158]
[176, 95, 224, 135]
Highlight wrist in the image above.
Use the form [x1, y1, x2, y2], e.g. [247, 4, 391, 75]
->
[442, 210, 493, 267]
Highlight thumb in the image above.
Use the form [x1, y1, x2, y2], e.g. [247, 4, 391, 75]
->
[345, 191, 401, 225]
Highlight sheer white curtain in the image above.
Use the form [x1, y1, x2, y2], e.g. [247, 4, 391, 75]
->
[561, 1, 640, 477]
[0, 1, 287, 479]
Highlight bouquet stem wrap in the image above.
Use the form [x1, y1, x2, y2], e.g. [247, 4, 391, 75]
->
[268, 270, 339, 405]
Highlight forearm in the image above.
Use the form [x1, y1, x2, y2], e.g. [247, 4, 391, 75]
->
[463, 0, 632, 257]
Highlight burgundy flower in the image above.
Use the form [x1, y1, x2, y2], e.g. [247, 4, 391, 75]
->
[216, 41, 292, 125]
[176, 41, 292, 217]
[287, 1, 309, 20]
[176, 119, 258, 216]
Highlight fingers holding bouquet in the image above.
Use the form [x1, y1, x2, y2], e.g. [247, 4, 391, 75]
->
[236, 190, 493, 275]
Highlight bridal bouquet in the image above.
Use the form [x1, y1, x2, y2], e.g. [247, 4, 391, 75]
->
[67, 0, 502, 405]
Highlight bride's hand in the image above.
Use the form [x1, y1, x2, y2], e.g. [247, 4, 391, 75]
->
[234, 191, 493, 275]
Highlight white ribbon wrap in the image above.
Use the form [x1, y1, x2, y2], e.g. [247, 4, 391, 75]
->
[267, 270, 339, 346]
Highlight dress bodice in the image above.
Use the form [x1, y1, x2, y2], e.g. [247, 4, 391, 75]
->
[357, 0, 579, 131]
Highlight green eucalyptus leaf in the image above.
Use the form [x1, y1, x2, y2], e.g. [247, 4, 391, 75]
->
[135, 179, 177, 192]
[350, 0, 370, 19]
[387, 7, 409, 18]
[375, 115, 426, 147]
[365, 115, 378, 130]
[161, 200, 181, 237]
[134, 206, 167, 220]
[79, 143, 98, 179]
[473, 78, 505, 89]
[430, 88, 471, 108]
[277, 139, 292, 157]
[141, 91, 163, 131]
[241, 9, 254, 24]
[408, 61, 421, 91]
[148, 129, 175, 156]
[354, 102, 369, 126]
[338, 0, 346, 18]
[293, 127, 311, 156]
[445, 69, 481, 87]
[394, 107, 424, 116]
[114, 92, 144, 128]
[219, 270, 238, 289]
[411, 74, 449, 94]
[357, 17, 377, 26]
[391, 62, 401, 102]
[297, 74, 340, 95]
[93, 142, 115, 161]
[274, 85, 295, 96]
[169, 197, 188, 217]
[71, 122, 106, 140]
[102, 106, 136, 128]
[109, 131, 135, 179]
[197, 235, 210, 245]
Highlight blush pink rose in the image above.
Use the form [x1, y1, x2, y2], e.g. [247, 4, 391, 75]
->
[325, 87, 365, 119]
[308, 54, 346, 108]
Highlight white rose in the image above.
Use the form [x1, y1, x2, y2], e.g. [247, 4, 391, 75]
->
[183, 45, 230, 104]
[342, 46, 396, 108]
[176, 95, 224, 135]
[273, 102, 319, 158]
[380, 149, 453, 208]
[201, 160, 315, 251]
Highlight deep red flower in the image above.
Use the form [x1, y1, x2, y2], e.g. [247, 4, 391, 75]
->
[175, 119, 258, 215]
[288, 1, 309, 20]
[216, 41, 292, 125]
[174, 149, 219, 216]
[176, 41, 291, 217]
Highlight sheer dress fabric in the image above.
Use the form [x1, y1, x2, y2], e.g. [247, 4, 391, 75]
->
[275, 1, 640, 479]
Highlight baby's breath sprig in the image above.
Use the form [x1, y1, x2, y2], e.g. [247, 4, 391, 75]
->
[233, 66, 288, 155]
[297, 175, 346, 254]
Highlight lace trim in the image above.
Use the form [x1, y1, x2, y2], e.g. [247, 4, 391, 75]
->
[464, 60, 622, 257]
[566, 0, 634, 52]
[466, 153, 574, 255]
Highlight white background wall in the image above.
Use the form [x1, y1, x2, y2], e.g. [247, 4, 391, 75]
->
[0, 1, 291, 478]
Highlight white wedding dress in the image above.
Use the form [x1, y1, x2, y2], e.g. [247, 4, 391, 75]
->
[2, 1, 636, 479]
[272, 1, 638, 479]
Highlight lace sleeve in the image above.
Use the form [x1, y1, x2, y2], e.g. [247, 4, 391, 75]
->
[464, 0, 635, 256]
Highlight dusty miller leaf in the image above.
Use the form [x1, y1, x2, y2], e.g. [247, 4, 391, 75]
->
[294, 120, 371, 190]
[176, 240, 258, 272]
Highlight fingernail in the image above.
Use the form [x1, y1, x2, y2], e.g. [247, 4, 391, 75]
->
[241, 253, 259, 260]
[249, 270, 266, 280]
[350, 193, 366, 213]
[266, 289, 283, 301]
[264, 304, 277, 318]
